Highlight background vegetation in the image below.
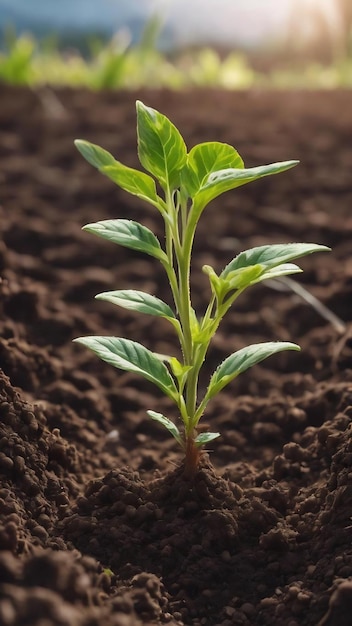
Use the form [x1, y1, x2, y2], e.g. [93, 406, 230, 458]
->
[0, 1, 351, 90]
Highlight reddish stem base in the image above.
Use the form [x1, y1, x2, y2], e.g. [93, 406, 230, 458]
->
[183, 435, 201, 479]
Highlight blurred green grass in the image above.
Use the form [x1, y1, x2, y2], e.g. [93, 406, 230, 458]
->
[0, 29, 351, 90]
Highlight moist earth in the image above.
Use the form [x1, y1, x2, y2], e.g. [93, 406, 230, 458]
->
[1, 85, 352, 625]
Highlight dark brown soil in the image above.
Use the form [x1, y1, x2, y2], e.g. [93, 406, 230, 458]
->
[1, 85, 352, 626]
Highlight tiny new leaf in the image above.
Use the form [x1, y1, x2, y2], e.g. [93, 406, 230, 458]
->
[169, 357, 193, 392]
[136, 100, 187, 190]
[223, 264, 264, 292]
[74, 336, 178, 400]
[82, 219, 167, 262]
[252, 263, 302, 283]
[194, 432, 220, 447]
[206, 341, 300, 400]
[224, 263, 303, 293]
[95, 289, 176, 320]
[147, 410, 183, 446]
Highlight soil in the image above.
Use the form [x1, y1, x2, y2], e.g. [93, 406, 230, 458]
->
[1, 85, 352, 626]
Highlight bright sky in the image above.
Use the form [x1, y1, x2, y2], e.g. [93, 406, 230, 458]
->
[152, 0, 339, 46]
[0, 0, 341, 49]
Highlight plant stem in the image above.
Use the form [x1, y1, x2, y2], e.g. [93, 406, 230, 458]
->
[167, 192, 215, 474]
[183, 432, 201, 478]
[171, 189, 194, 367]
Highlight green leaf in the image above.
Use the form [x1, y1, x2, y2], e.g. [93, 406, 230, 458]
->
[74, 140, 116, 169]
[82, 219, 167, 262]
[101, 162, 163, 210]
[182, 142, 244, 198]
[169, 357, 193, 392]
[147, 410, 183, 446]
[222, 243, 330, 279]
[95, 289, 176, 320]
[203, 264, 266, 302]
[223, 264, 264, 292]
[224, 263, 302, 293]
[74, 336, 178, 400]
[136, 100, 187, 190]
[206, 341, 300, 400]
[75, 140, 165, 211]
[169, 357, 193, 379]
[194, 432, 220, 447]
[202, 264, 229, 301]
[253, 263, 302, 283]
[192, 160, 299, 216]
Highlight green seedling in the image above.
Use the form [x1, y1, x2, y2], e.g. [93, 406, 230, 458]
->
[74, 101, 329, 476]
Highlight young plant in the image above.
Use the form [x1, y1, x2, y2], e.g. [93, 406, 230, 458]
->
[74, 101, 329, 476]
